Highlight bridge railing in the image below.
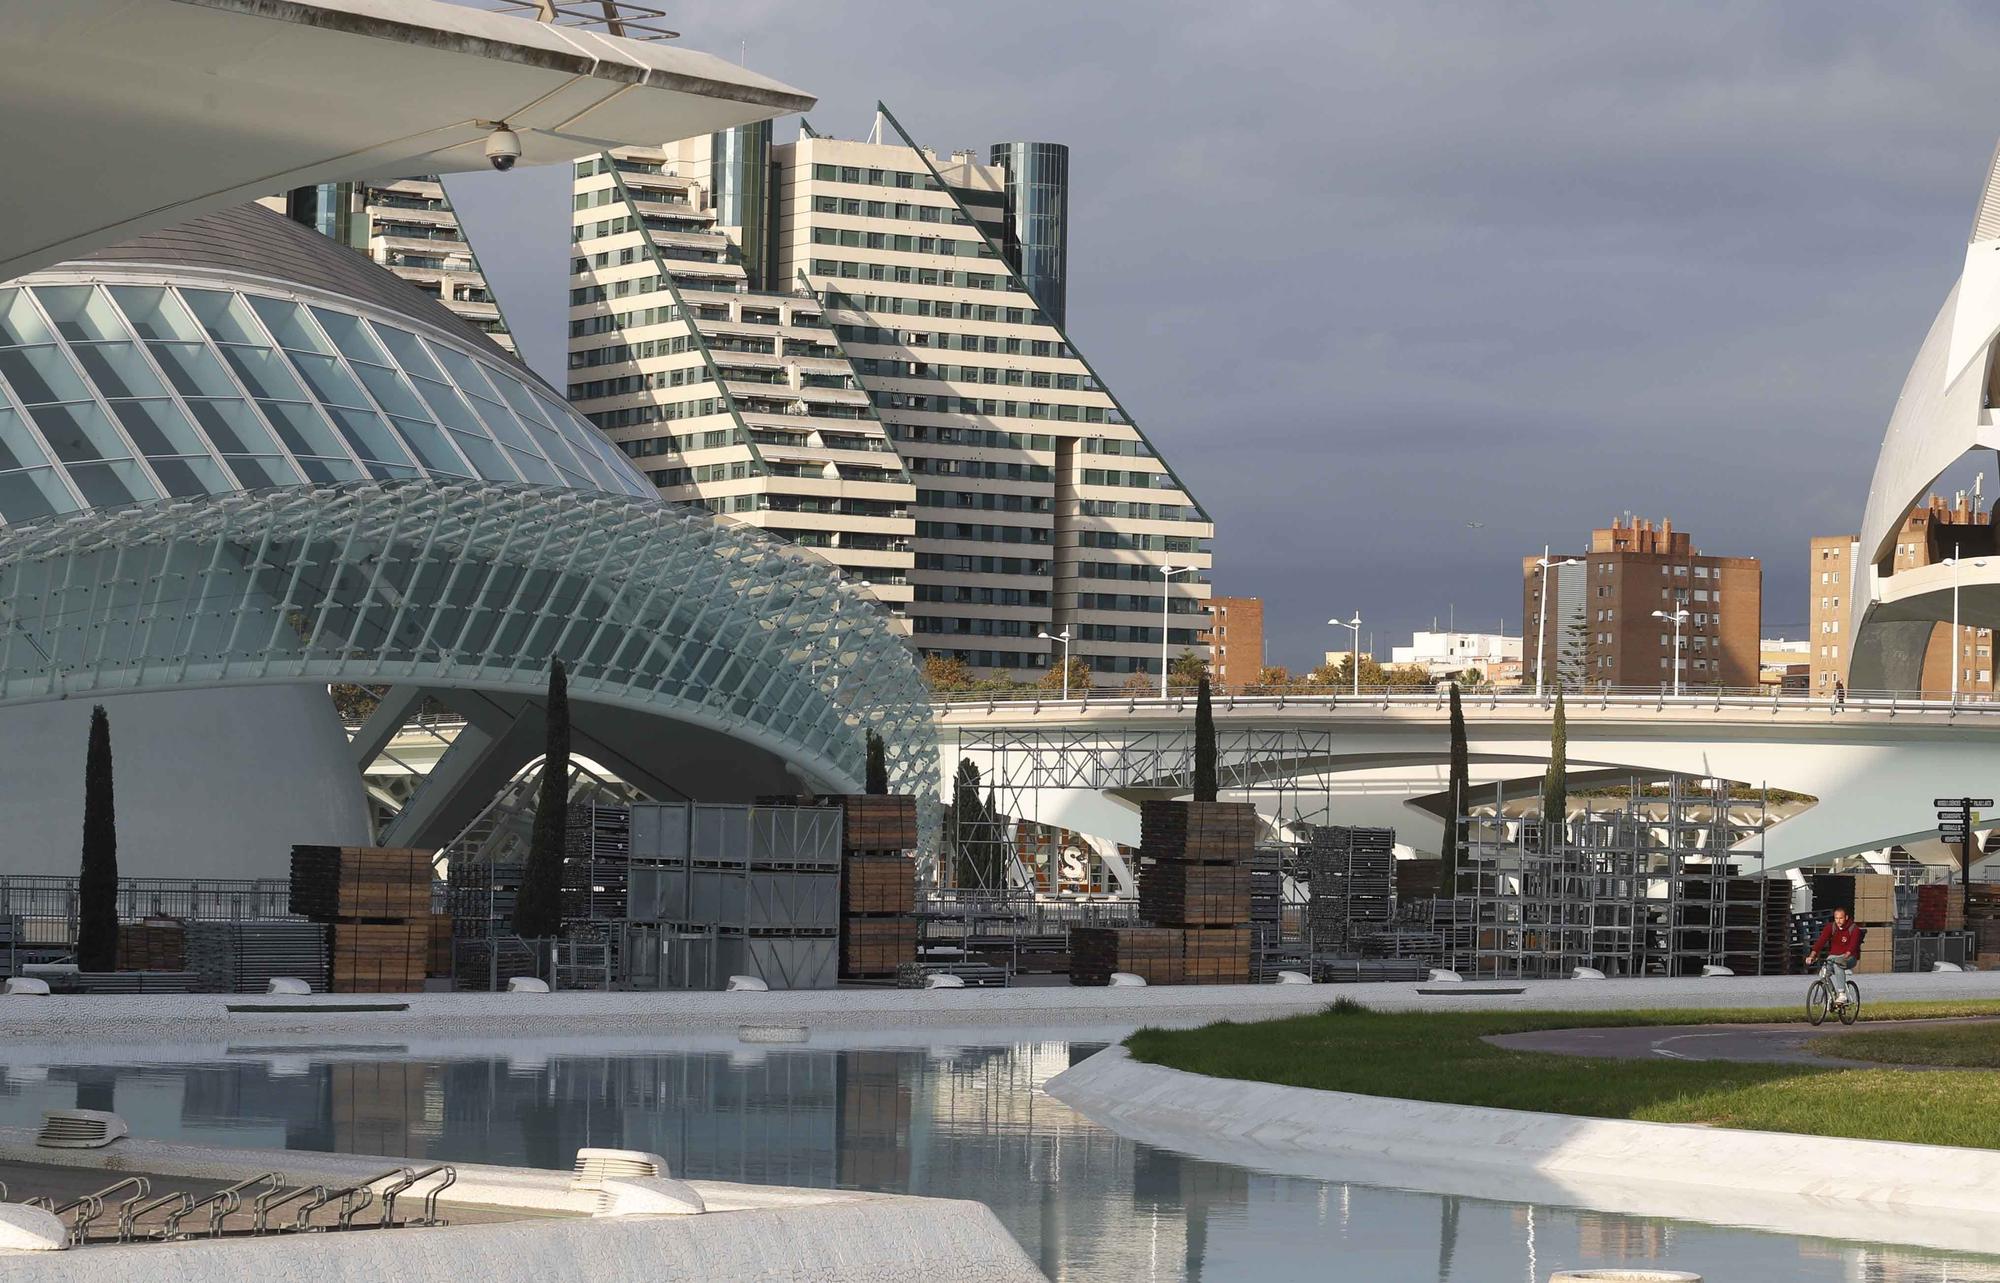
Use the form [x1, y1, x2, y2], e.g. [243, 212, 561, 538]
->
[931, 683, 1998, 717]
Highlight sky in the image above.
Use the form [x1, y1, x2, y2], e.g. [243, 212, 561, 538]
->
[447, 1, 2000, 672]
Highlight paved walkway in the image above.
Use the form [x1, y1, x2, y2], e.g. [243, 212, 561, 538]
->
[1485, 1016, 2000, 1069]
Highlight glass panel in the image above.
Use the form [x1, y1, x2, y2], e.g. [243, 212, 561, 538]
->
[35, 286, 130, 342]
[0, 347, 89, 404]
[447, 429, 519, 482]
[146, 342, 239, 398]
[309, 306, 392, 365]
[426, 342, 511, 407]
[362, 460, 422, 481]
[489, 369, 559, 431]
[0, 290, 53, 346]
[180, 289, 264, 345]
[246, 297, 331, 353]
[386, 415, 472, 476]
[352, 362, 429, 419]
[142, 455, 230, 498]
[368, 323, 446, 382]
[0, 468, 78, 524]
[294, 455, 363, 484]
[504, 445, 560, 485]
[219, 345, 307, 401]
[108, 286, 201, 341]
[29, 401, 130, 463]
[220, 455, 301, 490]
[409, 376, 489, 435]
[111, 399, 207, 456]
[69, 342, 167, 399]
[66, 459, 158, 507]
[287, 351, 371, 408]
[464, 397, 541, 456]
[0, 407, 50, 471]
[183, 399, 279, 455]
[255, 400, 349, 460]
[326, 406, 415, 467]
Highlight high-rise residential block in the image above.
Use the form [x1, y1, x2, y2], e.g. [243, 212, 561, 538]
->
[565, 126, 916, 606]
[1523, 517, 1762, 690]
[263, 181, 515, 354]
[1200, 596, 1264, 689]
[1809, 533, 1859, 695]
[565, 109, 1212, 679]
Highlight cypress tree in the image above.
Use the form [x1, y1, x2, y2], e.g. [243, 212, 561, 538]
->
[1541, 690, 1568, 850]
[864, 730, 888, 795]
[512, 659, 570, 940]
[1192, 673, 1218, 802]
[1443, 682, 1468, 897]
[76, 705, 118, 972]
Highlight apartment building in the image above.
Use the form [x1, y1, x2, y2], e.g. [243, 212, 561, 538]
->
[1201, 596, 1265, 689]
[264, 180, 514, 354]
[559, 112, 1212, 679]
[1523, 517, 1762, 690]
[1390, 630, 1522, 683]
[1815, 493, 1996, 697]
[565, 126, 916, 607]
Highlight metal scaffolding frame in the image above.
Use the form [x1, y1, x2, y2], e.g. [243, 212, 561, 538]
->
[942, 727, 1335, 894]
[1453, 775, 1769, 978]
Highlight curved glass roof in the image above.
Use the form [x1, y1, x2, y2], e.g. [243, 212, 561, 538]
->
[0, 277, 652, 527]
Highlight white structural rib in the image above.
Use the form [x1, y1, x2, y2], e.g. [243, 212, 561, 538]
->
[0, 0, 814, 278]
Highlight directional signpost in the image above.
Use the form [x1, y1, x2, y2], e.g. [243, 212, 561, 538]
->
[1935, 797, 1992, 921]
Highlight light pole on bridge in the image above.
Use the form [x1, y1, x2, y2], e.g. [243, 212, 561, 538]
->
[1327, 613, 1363, 697]
[1160, 565, 1194, 698]
[1534, 548, 1581, 698]
[1652, 608, 1689, 697]
[1038, 628, 1072, 701]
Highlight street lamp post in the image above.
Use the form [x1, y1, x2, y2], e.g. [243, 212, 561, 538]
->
[1328, 613, 1363, 696]
[1941, 546, 1990, 702]
[1534, 547, 1582, 698]
[1160, 565, 1193, 697]
[1652, 608, 1689, 696]
[1037, 628, 1072, 701]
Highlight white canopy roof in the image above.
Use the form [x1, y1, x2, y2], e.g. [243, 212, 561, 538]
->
[0, 0, 813, 279]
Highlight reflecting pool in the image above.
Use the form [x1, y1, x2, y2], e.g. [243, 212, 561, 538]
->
[0, 1039, 1994, 1282]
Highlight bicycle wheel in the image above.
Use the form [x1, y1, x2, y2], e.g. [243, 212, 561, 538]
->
[1806, 979, 1829, 1026]
[1839, 982, 1860, 1026]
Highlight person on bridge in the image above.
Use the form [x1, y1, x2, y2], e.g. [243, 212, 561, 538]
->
[1805, 907, 1864, 1005]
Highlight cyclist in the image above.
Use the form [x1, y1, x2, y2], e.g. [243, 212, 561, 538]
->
[1804, 906, 1864, 1008]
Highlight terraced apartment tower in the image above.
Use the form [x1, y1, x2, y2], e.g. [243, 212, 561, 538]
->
[264, 181, 516, 355]
[570, 109, 1212, 680]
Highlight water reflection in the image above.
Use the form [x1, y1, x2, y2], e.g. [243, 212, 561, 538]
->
[0, 1042, 1995, 1283]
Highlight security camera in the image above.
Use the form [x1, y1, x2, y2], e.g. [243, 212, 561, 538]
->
[485, 126, 522, 172]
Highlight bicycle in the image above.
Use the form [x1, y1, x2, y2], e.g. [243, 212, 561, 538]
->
[1805, 957, 1861, 1027]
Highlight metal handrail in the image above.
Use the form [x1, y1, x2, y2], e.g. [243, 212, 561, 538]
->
[379, 1165, 455, 1227]
[160, 1171, 284, 1240]
[68, 1176, 148, 1243]
[252, 1183, 326, 1234]
[930, 687, 2000, 717]
[123, 1190, 190, 1242]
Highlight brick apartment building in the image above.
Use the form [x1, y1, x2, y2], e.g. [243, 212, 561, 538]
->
[1811, 493, 1994, 697]
[1523, 517, 1761, 691]
[1201, 596, 1265, 689]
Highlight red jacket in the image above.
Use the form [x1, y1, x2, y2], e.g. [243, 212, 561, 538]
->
[1812, 920, 1864, 958]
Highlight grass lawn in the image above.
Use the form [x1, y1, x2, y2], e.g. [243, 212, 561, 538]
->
[1124, 999, 2000, 1149]
[1817, 1020, 2000, 1069]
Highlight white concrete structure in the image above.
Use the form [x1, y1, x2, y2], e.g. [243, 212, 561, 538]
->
[1046, 1044, 2000, 1257]
[1389, 630, 1521, 676]
[0, 0, 813, 281]
[1854, 136, 2000, 687]
[0, 1127, 1043, 1281]
[936, 691, 2000, 869]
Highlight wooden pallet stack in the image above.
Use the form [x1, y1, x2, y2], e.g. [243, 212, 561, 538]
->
[838, 795, 919, 979]
[1070, 800, 1255, 986]
[1967, 884, 2000, 968]
[291, 846, 433, 993]
[115, 918, 186, 972]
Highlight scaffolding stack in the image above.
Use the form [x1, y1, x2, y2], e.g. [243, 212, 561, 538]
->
[1453, 777, 1770, 979]
[1302, 826, 1396, 954]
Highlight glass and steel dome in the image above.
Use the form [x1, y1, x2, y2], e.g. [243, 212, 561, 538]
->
[0, 207, 933, 870]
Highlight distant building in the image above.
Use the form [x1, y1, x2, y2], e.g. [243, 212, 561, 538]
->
[1391, 630, 1521, 682]
[1201, 596, 1264, 689]
[1815, 494, 1996, 698]
[1523, 516, 1762, 690]
[1758, 639, 1810, 691]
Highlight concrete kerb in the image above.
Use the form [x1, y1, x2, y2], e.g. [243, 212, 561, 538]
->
[1045, 1044, 2000, 1256]
[3, 971, 2000, 1046]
